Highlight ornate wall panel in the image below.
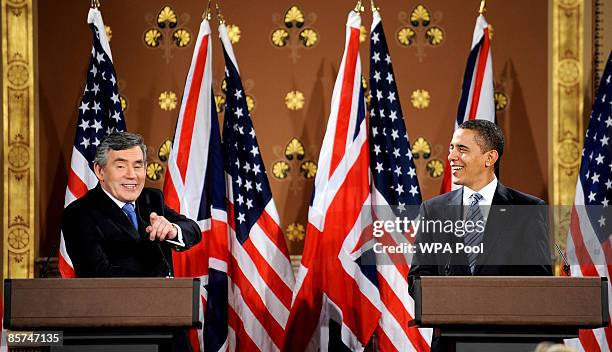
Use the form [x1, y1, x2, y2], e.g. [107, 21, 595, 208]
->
[2, 0, 36, 278]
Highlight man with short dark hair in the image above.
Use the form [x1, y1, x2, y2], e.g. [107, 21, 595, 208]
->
[408, 120, 552, 351]
[62, 132, 201, 277]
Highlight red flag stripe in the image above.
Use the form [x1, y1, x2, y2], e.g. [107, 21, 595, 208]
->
[329, 27, 361, 177]
[162, 170, 181, 213]
[256, 210, 289, 257]
[569, 206, 599, 277]
[67, 169, 89, 199]
[228, 304, 262, 351]
[467, 27, 490, 120]
[176, 34, 210, 182]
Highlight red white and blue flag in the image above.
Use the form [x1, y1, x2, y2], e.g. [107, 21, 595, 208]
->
[218, 22, 295, 351]
[565, 50, 612, 352]
[440, 14, 495, 193]
[59, 8, 126, 278]
[368, 9, 431, 352]
[162, 17, 228, 351]
[284, 10, 381, 351]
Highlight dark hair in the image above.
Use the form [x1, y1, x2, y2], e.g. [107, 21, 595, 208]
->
[458, 119, 504, 168]
[94, 132, 147, 167]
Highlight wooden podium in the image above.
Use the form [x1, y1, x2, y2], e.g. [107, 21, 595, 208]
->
[411, 276, 609, 352]
[4, 278, 201, 351]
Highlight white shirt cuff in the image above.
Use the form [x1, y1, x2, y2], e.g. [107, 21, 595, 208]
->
[165, 224, 185, 247]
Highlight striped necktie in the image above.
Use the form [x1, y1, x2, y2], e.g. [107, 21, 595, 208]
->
[464, 192, 484, 274]
[122, 203, 138, 230]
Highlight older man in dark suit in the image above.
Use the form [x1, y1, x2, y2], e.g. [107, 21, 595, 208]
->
[62, 132, 201, 278]
[408, 120, 552, 351]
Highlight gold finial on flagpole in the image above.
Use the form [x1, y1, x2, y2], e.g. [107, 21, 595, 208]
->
[202, 0, 212, 20]
[215, 1, 226, 24]
[479, 0, 487, 15]
[90, 0, 100, 9]
[354, 0, 364, 13]
[371, 0, 379, 12]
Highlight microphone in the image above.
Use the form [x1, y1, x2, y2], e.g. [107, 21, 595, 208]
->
[444, 251, 453, 276]
[41, 244, 58, 278]
[143, 192, 173, 278]
[554, 243, 571, 276]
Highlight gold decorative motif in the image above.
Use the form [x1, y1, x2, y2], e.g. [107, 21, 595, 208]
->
[145, 5, 192, 63]
[557, 140, 581, 167]
[3, 0, 36, 277]
[8, 228, 28, 250]
[8, 145, 29, 168]
[360, 25, 367, 43]
[410, 4, 431, 26]
[286, 223, 306, 241]
[425, 27, 444, 45]
[398, 4, 444, 61]
[272, 161, 290, 179]
[246, 95, 255, 112]
[300, 161, 317, 179]
[284, 6, 304, 27]
[272, 5, 318, 63]
[494, 92, 508, 111]
[158, 140, 172, 162]
[214, 94, 226, 113]
[7, 63, 28, 87]
[299, 28, 318, 47]
[221, 78, 227, 93]
[361, 76, 368, 90]
[285, 91, 305, 110]
[158, 91, 178, 111]
[144, 29, 162, 48]
[557, 59, 581, 86]
[146, 162, 164, 181]
[426, 159, 444, 178]
[120, 95, 128, 112]
[157, 6, 177, 27]
[227, 24, 241, 44]
[105, 25, 112, 41]
[397, 27, 416, 46]
[411, 137, 431, 159]
[173, 29, 191, 47]
[271, 29, 289, 47]
[285, 138, 305, 160]
[410, 89, 430, 109]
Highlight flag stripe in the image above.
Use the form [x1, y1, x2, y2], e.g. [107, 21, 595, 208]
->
[176, 35, 210, 183]
[467, 31, 490, 119]
[67, 169, 89, 199]
[330, 27, 361, 177]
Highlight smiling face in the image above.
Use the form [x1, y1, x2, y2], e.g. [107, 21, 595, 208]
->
[94, 146, 146, 203]
[448, 128, 498, 191]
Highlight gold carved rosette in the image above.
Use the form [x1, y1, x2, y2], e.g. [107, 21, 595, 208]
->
[551, 0, 585, 273]
[2, 0, 36, 278]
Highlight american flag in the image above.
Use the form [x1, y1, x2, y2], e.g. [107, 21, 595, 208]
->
[59, 8, 126, 278]
[439, 14, 495, 194]
[218, 22, 295, 351]
[565, 50, 612, 352]
[162, 17, 227, 351]
[284, 10, 382, 350]
[368, 9, 431, 352]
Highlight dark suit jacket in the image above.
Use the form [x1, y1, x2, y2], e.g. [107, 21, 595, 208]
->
[408, 183, 552, 351]
[62, 184, 201, 277]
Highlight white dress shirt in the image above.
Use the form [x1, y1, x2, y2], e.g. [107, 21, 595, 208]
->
[462, 176, 498, 222]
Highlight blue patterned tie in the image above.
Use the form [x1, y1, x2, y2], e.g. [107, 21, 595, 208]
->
[464, 192, 484, 274]
[122, 203, 138, 230]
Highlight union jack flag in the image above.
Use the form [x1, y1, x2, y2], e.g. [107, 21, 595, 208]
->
[59, 8, 126, 278]
[218, 22, 295, 351]
[565, 50, 612, 352]
[368, 9, 431, 352]
[284, 10, 381, 351]
[439, 14, 495, 194]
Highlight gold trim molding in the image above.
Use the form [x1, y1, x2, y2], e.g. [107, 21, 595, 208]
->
[2, 0, 36, 278]
[550, 0, 585, 274]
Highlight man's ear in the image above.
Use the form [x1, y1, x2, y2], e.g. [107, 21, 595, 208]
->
[93, 162, 104, 181]
[486, 150, 499, 168]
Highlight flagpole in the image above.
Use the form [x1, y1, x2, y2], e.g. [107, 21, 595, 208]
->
[90, 0, 100, 9]
[202, 0, 212, 20]
[215, 2, 226, 25]
[479, 0, 487, 14]
[354, 0, 364, 13]
[370, 0, 379, 12]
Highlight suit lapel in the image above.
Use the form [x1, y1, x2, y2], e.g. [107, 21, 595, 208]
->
[92, 185, 141, 242]
[474, 183, 511, 273]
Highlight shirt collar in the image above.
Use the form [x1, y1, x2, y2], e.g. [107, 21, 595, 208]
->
[101, 186, 135, 210]
[462, 177, 498, 206]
